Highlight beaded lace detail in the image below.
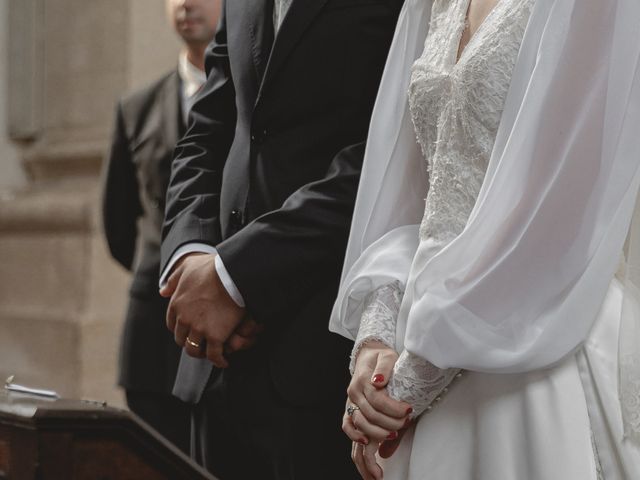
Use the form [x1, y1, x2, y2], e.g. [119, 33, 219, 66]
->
[410, 0, 533, 243]
[388, 350, 462, 419]
[350, 282, 403, 374]
[351, 0, 533, 418]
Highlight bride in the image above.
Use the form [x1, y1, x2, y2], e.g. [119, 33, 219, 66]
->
[329, 0, 640, 479]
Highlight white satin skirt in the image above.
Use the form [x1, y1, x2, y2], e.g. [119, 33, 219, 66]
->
[381, 279, 640, 480]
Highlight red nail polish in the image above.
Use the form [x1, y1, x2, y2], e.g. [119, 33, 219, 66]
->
[406, 407, 413, 415]
[386, 431, 398, 440]
[359, 437, 369, 445]
[372, 374, 385, 384]
[403, 417, 412, 428]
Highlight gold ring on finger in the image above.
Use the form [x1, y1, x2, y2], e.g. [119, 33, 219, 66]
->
[186, 336, 200, 349]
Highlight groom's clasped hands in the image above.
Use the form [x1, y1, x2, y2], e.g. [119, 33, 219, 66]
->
[344, 341, 414, 480]
[159, 252, 263, 368]
[159, 252, 409, 480]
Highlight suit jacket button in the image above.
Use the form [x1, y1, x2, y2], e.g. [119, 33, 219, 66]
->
[230, 209, 243, 228]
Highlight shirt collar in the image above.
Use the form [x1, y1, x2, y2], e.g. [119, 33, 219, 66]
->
[178, 51, 207, 99]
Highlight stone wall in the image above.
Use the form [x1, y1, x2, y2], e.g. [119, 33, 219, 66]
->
[0, 0, 26, 190]
[0, 0, 180, 406]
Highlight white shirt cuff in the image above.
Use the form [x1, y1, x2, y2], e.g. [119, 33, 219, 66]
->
[159, 243, 217, 288]
[159, 242, 245, 307]
[214, 254, 245, 307]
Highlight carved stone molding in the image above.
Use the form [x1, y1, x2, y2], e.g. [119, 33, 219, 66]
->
[22, 140, 106, 182]
[0, 187, 93, 233]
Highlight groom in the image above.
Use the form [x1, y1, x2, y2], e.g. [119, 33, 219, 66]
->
[160, 1, 402, 478]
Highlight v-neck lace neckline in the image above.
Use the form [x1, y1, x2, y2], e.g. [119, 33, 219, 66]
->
[455, 0, 503, 66]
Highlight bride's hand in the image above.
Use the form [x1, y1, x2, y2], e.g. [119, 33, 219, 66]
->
[343, 342, 412, 478]
[378, 420, 413, 459]
[352, 440, 385, 480]
[351, 423, 414, 480]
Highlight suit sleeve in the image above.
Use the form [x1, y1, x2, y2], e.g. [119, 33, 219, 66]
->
[216, 142, 366, 324]
[102, 102, 142, 271]
[160, 8, 237, 271]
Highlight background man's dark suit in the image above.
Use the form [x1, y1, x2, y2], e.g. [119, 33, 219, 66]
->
[162, 0, 402, 478]
[103, 70, 190, 453]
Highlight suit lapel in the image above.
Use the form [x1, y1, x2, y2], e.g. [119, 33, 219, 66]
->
[253, 0, 275, 83]
[227, 0, 273, 102]
[257, 0, 329, 101]
[134, 71, 180, 157]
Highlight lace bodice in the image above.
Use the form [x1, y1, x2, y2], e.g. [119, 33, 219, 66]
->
[352, 0, 533, 418]
[411, 0, 533, 243]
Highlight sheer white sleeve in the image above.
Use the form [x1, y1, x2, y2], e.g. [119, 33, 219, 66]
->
[399, 1, 640, 374]
[329, 0, 432, 343]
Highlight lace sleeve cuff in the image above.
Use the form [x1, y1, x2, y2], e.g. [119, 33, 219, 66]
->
[388, 350, 462, 419]
[349, 281, 403, 374]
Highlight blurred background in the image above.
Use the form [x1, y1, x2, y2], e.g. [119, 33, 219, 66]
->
[0, 0, 184, 406]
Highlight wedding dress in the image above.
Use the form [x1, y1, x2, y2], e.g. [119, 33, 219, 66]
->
[352, 0, 534, 418]
[331, 0, 640, 478]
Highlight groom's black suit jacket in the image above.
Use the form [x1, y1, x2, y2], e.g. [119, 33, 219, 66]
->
[162, 0, 402, 406]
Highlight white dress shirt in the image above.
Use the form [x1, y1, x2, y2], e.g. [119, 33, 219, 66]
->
[178, 51, 207, 122]
[273, 0, 293, 29]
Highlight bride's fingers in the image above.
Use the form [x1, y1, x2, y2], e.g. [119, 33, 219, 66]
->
[351, 391, 405, 435]
[352, 408, 394, 442]
[365, 383, 412, 420]
[370, 349, 398, 388]
[349, 383, 405, 433]
[362, 386, 409, 431]
[345, 400, 387, 441]
[368, 390, 412, 420]
[352, 442, 365, 478]
[363, 440, 384, 480]
[353, 442, 376, 480]
[378, 425, 410, 459]
[343, 411, 369, 444]
[347, 360, 411, 428]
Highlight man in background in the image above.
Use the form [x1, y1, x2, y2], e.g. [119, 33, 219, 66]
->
[102, 0, 221, 453]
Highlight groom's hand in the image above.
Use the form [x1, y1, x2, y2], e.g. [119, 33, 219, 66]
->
[161, 252, 245, 368]
[225, 316, 264, 354]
